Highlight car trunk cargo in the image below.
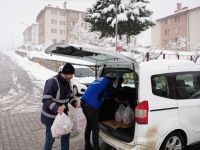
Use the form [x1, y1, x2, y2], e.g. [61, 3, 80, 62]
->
[99, 87, 137, 143]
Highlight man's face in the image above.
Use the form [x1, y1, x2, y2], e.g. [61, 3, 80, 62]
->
[63, 74, 73, 81]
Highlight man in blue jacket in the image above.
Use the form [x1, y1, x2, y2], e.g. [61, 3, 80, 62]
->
[81, 73, 121, 150]
[41, 63, 79, 150]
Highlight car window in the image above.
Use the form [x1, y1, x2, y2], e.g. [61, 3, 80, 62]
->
[74, 68, 95, 77]
[174, 72, 200, 99]
[152, 75, 170, 98]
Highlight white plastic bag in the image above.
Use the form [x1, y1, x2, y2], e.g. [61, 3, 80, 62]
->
[51, 113, 73, 138]
[115, 104, 125, 122]
[123, 105, 134, 124]
[71, 108, 86, 133]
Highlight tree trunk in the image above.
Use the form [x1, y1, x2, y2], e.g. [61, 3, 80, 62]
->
[126, 35, 130, 45]
[119, 34, 122, 40]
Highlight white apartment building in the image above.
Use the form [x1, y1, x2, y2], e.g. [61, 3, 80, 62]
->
[151, 3, 200, 51]
[23, 23, 39, 45]
[36, 2, 89, 44]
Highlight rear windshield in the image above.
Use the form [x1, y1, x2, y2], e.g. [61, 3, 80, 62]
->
[102, 69, 136, 88]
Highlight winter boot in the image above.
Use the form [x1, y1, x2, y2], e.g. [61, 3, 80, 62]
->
[85, 144, 93, 150]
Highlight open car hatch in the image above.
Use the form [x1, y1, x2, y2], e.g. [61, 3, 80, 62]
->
[45, 43, 135, 66]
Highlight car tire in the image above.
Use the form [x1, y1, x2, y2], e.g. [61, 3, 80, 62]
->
[160, 132, 186, 150]
[73, 86, 78, 96]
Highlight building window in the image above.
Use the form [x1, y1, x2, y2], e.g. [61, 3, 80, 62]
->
[52, 39, 57, 43]
[164, 40, 168, 46]
[60, 11, 65, 16]
[72, 21, 76, 26]
[175, 16, 180, 22]
[61, 40, 65, 43]
[54, 29, 57, 34]
[71, 12, 78, 18]
[51, 19, 54, 24]
[63, 30, 65, 35]
[51, 29, 54, 33]
[63, 21, 65, 25]
[60, 20, 62, 25]
[82, 14, 85, 18]
[164, 29, 170, 35]
[60, 30, 62, 34]
[175, 27, 181, 33]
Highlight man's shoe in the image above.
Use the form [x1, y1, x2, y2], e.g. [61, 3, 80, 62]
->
[85, 144, 93, 150]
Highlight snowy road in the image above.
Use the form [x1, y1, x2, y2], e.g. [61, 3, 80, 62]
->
[0, 52, 43, 114]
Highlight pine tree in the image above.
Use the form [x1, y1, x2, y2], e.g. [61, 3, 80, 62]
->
[85, 0, 155, 43]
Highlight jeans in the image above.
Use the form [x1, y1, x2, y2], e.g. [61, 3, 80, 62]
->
[43, 125, 70, 150]
[82, 102, 100, 150]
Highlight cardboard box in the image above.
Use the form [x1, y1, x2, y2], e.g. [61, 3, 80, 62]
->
[101, 120, 133, 129]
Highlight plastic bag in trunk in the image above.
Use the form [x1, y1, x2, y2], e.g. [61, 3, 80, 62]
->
[123, 105, 134, 124]
[115, 104, 125, 122]
[51, 113, 73, 138]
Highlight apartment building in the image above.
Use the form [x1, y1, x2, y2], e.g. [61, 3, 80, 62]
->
[23, 23, 39, 45]
[36, 2, 89, 44]
[151, 3, 200, 51]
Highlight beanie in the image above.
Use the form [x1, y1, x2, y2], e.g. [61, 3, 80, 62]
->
[61, 63, 75, 74]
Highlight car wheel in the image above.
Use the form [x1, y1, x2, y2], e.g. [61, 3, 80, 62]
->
[73, 86, 78, 96]
[160, 132, 186, 150]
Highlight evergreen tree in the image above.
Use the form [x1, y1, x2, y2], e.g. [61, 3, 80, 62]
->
[85, 0, 155, 43]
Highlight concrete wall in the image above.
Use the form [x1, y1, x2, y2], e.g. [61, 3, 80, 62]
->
[15, 50, 65, 72]
[31, 57, 66, 72]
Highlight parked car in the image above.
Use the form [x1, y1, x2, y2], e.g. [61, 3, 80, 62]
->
[47, 43, 200, 150]
[59, 65, 95, 96]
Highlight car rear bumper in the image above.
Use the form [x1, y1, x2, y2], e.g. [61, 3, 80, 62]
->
[100, 131, 152, 150]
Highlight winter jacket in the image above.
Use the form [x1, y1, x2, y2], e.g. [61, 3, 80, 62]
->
[81, 76, 120, 110]
[41, 73, 77, 126]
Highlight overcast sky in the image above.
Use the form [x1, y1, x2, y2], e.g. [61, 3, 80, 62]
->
[0, 0, 200, 50]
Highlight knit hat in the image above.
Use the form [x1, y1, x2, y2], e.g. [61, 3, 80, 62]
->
[61, 63, 75, 74]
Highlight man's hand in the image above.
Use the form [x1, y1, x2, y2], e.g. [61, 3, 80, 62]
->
[114, 98, 123, 103]
[57, 105, 66, 113]
[75, 101, 81, 108]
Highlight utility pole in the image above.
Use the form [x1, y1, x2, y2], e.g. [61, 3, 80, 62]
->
[115, 0, 118, 52]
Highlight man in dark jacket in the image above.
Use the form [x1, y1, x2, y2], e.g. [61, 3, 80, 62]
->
[41, 63, 79, 150]
[81, 73, 121, 150]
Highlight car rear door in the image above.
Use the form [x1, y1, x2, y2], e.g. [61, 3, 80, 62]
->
[169, 66, 200, 144]
[44, 43, 135, 65]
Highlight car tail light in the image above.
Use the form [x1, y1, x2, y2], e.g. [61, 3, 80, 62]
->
[135, 101, 149, 124]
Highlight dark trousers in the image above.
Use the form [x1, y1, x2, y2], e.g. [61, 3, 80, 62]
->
[43, 125, 70, 150]
[82, 103, 100, 150]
